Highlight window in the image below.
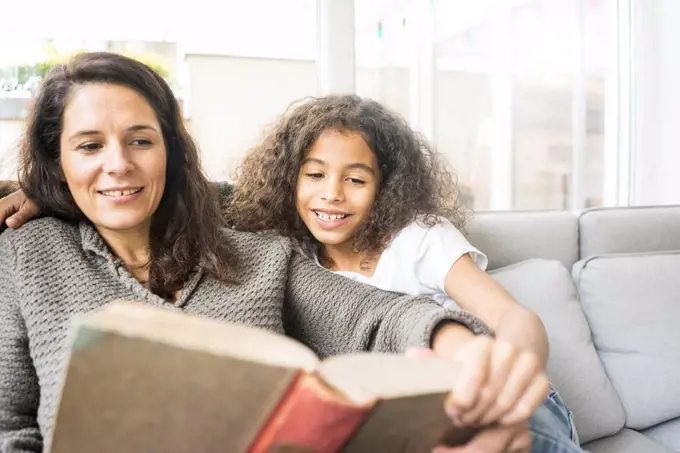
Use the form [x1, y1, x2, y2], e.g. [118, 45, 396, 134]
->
[355, 0, 620, 210]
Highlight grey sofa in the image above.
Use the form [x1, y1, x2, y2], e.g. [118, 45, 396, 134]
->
[466, 205, 680, 453]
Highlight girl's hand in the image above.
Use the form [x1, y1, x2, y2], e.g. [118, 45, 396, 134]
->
[445, 336, 550, 427]
[433, 422, 532, 453]
[0, 189, 39, 229]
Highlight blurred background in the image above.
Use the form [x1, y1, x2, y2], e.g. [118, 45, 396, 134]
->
[0, 0, 675, 211]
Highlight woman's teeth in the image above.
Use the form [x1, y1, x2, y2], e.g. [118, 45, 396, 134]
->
[316, 212, 347, 221]
[101, 188, 142, 197]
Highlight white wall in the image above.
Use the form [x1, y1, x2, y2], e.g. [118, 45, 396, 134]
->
[633, 0, 680, 205]
[0, 120, 22, 180]
[185, 55, 318, 181]
[184, 54, 409, 181]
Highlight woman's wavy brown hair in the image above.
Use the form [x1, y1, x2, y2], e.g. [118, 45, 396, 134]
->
[226, 94, 468, 257]
[18, 51, 237, 299]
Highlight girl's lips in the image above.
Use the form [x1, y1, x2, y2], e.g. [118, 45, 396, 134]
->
[312, 210, 352, 230]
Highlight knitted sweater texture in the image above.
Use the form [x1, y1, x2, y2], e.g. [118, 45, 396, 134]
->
[0, 218, 490, 452]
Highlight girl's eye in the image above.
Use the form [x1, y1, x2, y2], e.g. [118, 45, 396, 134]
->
[79, 143, 102, 152]
[306, 173, 323, 179]
[130, 139, 152, 146]
[348, 177, 366, 185]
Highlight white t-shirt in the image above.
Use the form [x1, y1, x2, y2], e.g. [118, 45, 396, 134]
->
[328, 219, 488, 309]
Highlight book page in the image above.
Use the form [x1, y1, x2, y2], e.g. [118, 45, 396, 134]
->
[79, 300, 320, 370]
[318, 353, 459, 403]
[318, 354, 476, 452]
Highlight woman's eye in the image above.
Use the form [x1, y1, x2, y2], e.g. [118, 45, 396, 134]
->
[306, 173, 323, 179]
[130, 139, 152, 146]
[79, 143, 102, 152]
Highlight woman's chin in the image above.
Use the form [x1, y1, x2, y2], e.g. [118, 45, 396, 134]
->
[92, 216, 151, 234]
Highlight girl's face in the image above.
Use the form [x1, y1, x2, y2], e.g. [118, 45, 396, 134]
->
[296, 129, 380, 252]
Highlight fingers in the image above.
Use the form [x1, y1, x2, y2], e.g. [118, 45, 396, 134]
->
[508, 426, 532, 453]
[0, 201, 14, 227]
[501, 373, 550, 425]
[6, 212, 25, 229]
[0, 190, 25, 228]
[405, 347, 437, 359]
[445, 338, 548, 428]
[447, 337, 493, 413]
[457, 341, 518, 426]
[481, 351, 544, 426]
[1, 191, 38, 229]
[436, 423, 522, 453]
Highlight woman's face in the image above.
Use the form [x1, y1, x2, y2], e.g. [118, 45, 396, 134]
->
[59, 83, 167, 237]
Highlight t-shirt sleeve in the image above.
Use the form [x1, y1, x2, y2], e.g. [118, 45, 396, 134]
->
[409, 219, 488, 293]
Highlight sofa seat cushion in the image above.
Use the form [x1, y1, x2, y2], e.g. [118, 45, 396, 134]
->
[573, 251, 680, 430]
[583, 429, 677, 453]
[490, 259, 624, 443]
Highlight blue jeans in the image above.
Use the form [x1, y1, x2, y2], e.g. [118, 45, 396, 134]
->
[530, 387, 584, 452]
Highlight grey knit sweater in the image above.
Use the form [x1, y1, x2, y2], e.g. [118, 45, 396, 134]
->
[0, 218, 491, 453]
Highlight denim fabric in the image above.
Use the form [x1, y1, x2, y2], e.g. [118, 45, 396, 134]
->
[530, 388, 584, 452]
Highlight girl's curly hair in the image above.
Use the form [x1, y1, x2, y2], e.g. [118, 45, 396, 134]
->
[226, 94, 468, 256]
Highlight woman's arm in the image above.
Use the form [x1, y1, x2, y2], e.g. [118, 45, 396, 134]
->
[0, 233, 43, 452]
[281, 245, 492, 358]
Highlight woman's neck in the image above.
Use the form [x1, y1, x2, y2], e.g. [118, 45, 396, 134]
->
[97, 226, 151, 283]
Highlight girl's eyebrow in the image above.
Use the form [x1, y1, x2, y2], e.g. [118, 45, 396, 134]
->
[346, 163, 376, 175]
[302, 158, 376, 175]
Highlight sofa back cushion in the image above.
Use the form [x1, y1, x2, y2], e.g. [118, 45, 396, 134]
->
[573, 251, 680, 429]
[579, 205, 680, 259]
[467, 211, 578, 271]
[490, 259, 625, 443]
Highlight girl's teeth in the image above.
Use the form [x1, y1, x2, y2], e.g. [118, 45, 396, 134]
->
[316, 212, 346, 221]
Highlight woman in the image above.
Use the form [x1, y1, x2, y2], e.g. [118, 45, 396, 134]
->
[0, 52, 498, 453]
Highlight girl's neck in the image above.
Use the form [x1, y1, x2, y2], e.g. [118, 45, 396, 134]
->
[320, 243, 380, 277]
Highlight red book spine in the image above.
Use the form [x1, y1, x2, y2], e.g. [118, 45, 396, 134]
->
[248, 374, 373, 453]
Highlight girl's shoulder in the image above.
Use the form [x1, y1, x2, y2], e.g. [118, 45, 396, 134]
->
[390, 216, 462, 247]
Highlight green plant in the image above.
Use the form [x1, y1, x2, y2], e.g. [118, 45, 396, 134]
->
[11, 49, 171, 86]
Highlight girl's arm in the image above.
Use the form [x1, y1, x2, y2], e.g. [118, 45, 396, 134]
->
[445, 254, 549, 367]
[440, 254, 550, 427]
[0, 188, 40, 230]
[407, 220, 550, 428]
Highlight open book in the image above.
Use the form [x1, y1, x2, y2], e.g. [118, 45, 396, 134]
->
[49, 300, 476, 453]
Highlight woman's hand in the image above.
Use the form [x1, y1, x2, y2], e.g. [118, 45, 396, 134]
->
[0, 189, 39, 229]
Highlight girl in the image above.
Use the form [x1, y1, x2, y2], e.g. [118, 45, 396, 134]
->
[225, 94, 581, 452]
